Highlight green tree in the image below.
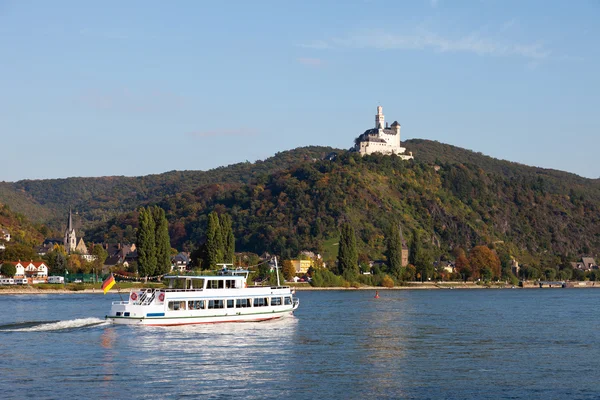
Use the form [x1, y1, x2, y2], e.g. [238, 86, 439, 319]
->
[409, 229, 421, 266]
[91, 244, 108, 270]
[385, 222, 403, 279]
[153, 206, 172, 275]
[220, 213, 235, 264]
[137, 207, 157, 278]
[337, 223, 358, 280]
[1, 263, 17, 277]
[204, 211, 223, 269]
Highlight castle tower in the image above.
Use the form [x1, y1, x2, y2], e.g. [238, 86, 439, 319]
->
[64, 208, 77, 253]
[375, 106, 385, 130]
[391, 121, 401, 147]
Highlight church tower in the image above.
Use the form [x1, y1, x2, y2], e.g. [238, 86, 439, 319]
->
[64, 208, 77, 253]
[375, 106, 385, 130]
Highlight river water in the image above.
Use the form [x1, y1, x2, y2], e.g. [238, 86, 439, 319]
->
[0, 289, 599, 399]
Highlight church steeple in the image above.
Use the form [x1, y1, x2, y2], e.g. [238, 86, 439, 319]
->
[64, 208, 77, 253]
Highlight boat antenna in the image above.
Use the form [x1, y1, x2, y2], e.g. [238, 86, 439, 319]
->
[274, 256, 281, 286]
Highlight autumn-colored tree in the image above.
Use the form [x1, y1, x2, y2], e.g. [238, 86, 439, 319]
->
[468, 245, 501, 279]
[281, 260, 296, 281]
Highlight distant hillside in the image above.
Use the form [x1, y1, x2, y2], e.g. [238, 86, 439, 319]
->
[0, 203, 45, 247]
[4, 139, 600, 266]
[87, 143, 600, 266]
[0, 146, 336, 232]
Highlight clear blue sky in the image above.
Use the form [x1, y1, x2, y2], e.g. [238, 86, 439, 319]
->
[1, 0, 598, 181]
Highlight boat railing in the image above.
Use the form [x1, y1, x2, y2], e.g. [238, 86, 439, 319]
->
[162, 288, 204, 292]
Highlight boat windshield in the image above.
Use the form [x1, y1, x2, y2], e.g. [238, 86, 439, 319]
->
[167, 277, 204, 290]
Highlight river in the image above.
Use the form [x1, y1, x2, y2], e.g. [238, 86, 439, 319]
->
[0, 289, 599, 399]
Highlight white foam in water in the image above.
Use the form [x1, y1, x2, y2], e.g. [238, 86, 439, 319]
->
[16, 317, 108, 332]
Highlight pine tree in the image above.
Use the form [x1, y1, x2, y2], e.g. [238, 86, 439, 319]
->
[385, 222, 402, 278]
[220, 213, 235, 264]
[337, 222, 358, 280]
[137, 207, 157, 278]
[153, 206, 172, 275]
[204, 211, 223, 269]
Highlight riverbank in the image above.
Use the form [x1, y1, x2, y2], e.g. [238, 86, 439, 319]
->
[0, 281, 597, 294]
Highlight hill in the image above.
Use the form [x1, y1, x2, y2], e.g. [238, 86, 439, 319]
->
[3, 139, 600, 267]
[0, 146, 336, 233]
[87, 141, 600, 267]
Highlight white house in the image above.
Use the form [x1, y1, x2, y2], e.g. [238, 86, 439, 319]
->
[4, 261, 48, 280]
[1, 228, 10, 242]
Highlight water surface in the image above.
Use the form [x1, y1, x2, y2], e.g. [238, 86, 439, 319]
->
[0, 289, 598, 399]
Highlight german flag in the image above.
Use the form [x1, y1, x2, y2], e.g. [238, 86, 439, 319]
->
[101, 274, 116, 294]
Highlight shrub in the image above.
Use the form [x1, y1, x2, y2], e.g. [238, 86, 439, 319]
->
[381, 275, 395, 288]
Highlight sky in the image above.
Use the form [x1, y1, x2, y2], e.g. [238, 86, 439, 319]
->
[1, 0, 599, 181]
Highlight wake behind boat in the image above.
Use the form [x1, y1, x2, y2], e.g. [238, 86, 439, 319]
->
[106, 266, 299, 326]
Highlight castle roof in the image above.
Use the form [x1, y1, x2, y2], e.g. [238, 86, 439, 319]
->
[391, 121, 400, 127]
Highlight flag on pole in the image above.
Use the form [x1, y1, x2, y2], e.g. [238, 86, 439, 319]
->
[101, 274, 116, 294]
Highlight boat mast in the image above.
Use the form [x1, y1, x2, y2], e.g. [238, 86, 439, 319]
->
[274, 256, 281, 286]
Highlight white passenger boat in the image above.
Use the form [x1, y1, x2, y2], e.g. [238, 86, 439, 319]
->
[106, 266, 299, 326]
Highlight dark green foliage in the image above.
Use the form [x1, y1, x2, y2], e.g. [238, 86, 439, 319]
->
[385, 222, 403, 278]
[153, 206, 172, 275]
[337, 223, 358, 280]
[204, 212, 223, 269]
[310, 268, 346, 287]
[220, 213, 235, 264]
[46, 250, 67, 274]
[137, 207, 157, 277]
[1, 263, 16, 277]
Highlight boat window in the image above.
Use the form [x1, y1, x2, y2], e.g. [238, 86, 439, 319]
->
[236, 298, 251, 308]
[253, 297, 268, 307]
[208, 299, 224, 309]
[225, 280, 236, 288]
[208, 280, 226, 289]
[227, 299, 234, 308]
[271, 297, 282, 306]
[168, 301, 186, 311]
[188, 300, 205, 310]
[284, 297, 292, 305]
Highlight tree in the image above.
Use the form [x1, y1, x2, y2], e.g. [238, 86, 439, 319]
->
[220, 213, 235, 264]
[409, 229, 420, 266]
[91, 244, 108, 270]
[385, 222, 403, 278]
[337, 223, 358, 280]
[1, 263, 16, 277]
[204, 211, 223, 269]
[137, 207, 157, 278]
[282, 260, 296, 281]
[153, 206, 172, 275]
[469, 245, 501, 279]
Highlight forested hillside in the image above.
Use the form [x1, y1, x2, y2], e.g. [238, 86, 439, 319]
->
[0, 146, 335, 232]
[3, 139, 600, 268]
[87, 143, 600, 268]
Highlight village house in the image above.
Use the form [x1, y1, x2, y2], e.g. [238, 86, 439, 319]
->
[171, 252, 190, 273]
[571, 257, 598, 271]
[1, 227, 10, 242]
[2, 260, 48, 283]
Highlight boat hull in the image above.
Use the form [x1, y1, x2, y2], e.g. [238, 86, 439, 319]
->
[106, 309, 295, 326]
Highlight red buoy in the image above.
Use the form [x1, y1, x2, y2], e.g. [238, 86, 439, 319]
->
[374, 291, 380, 299]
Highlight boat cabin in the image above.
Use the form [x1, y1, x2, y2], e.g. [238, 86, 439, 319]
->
[164, 272, 248, 291]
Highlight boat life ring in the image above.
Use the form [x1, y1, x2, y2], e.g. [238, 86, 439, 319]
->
[158, 293, 165, 302]
[130, 292, 138, 301]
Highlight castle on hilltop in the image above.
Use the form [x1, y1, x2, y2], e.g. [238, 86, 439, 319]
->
[353, 106, 413, 159]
